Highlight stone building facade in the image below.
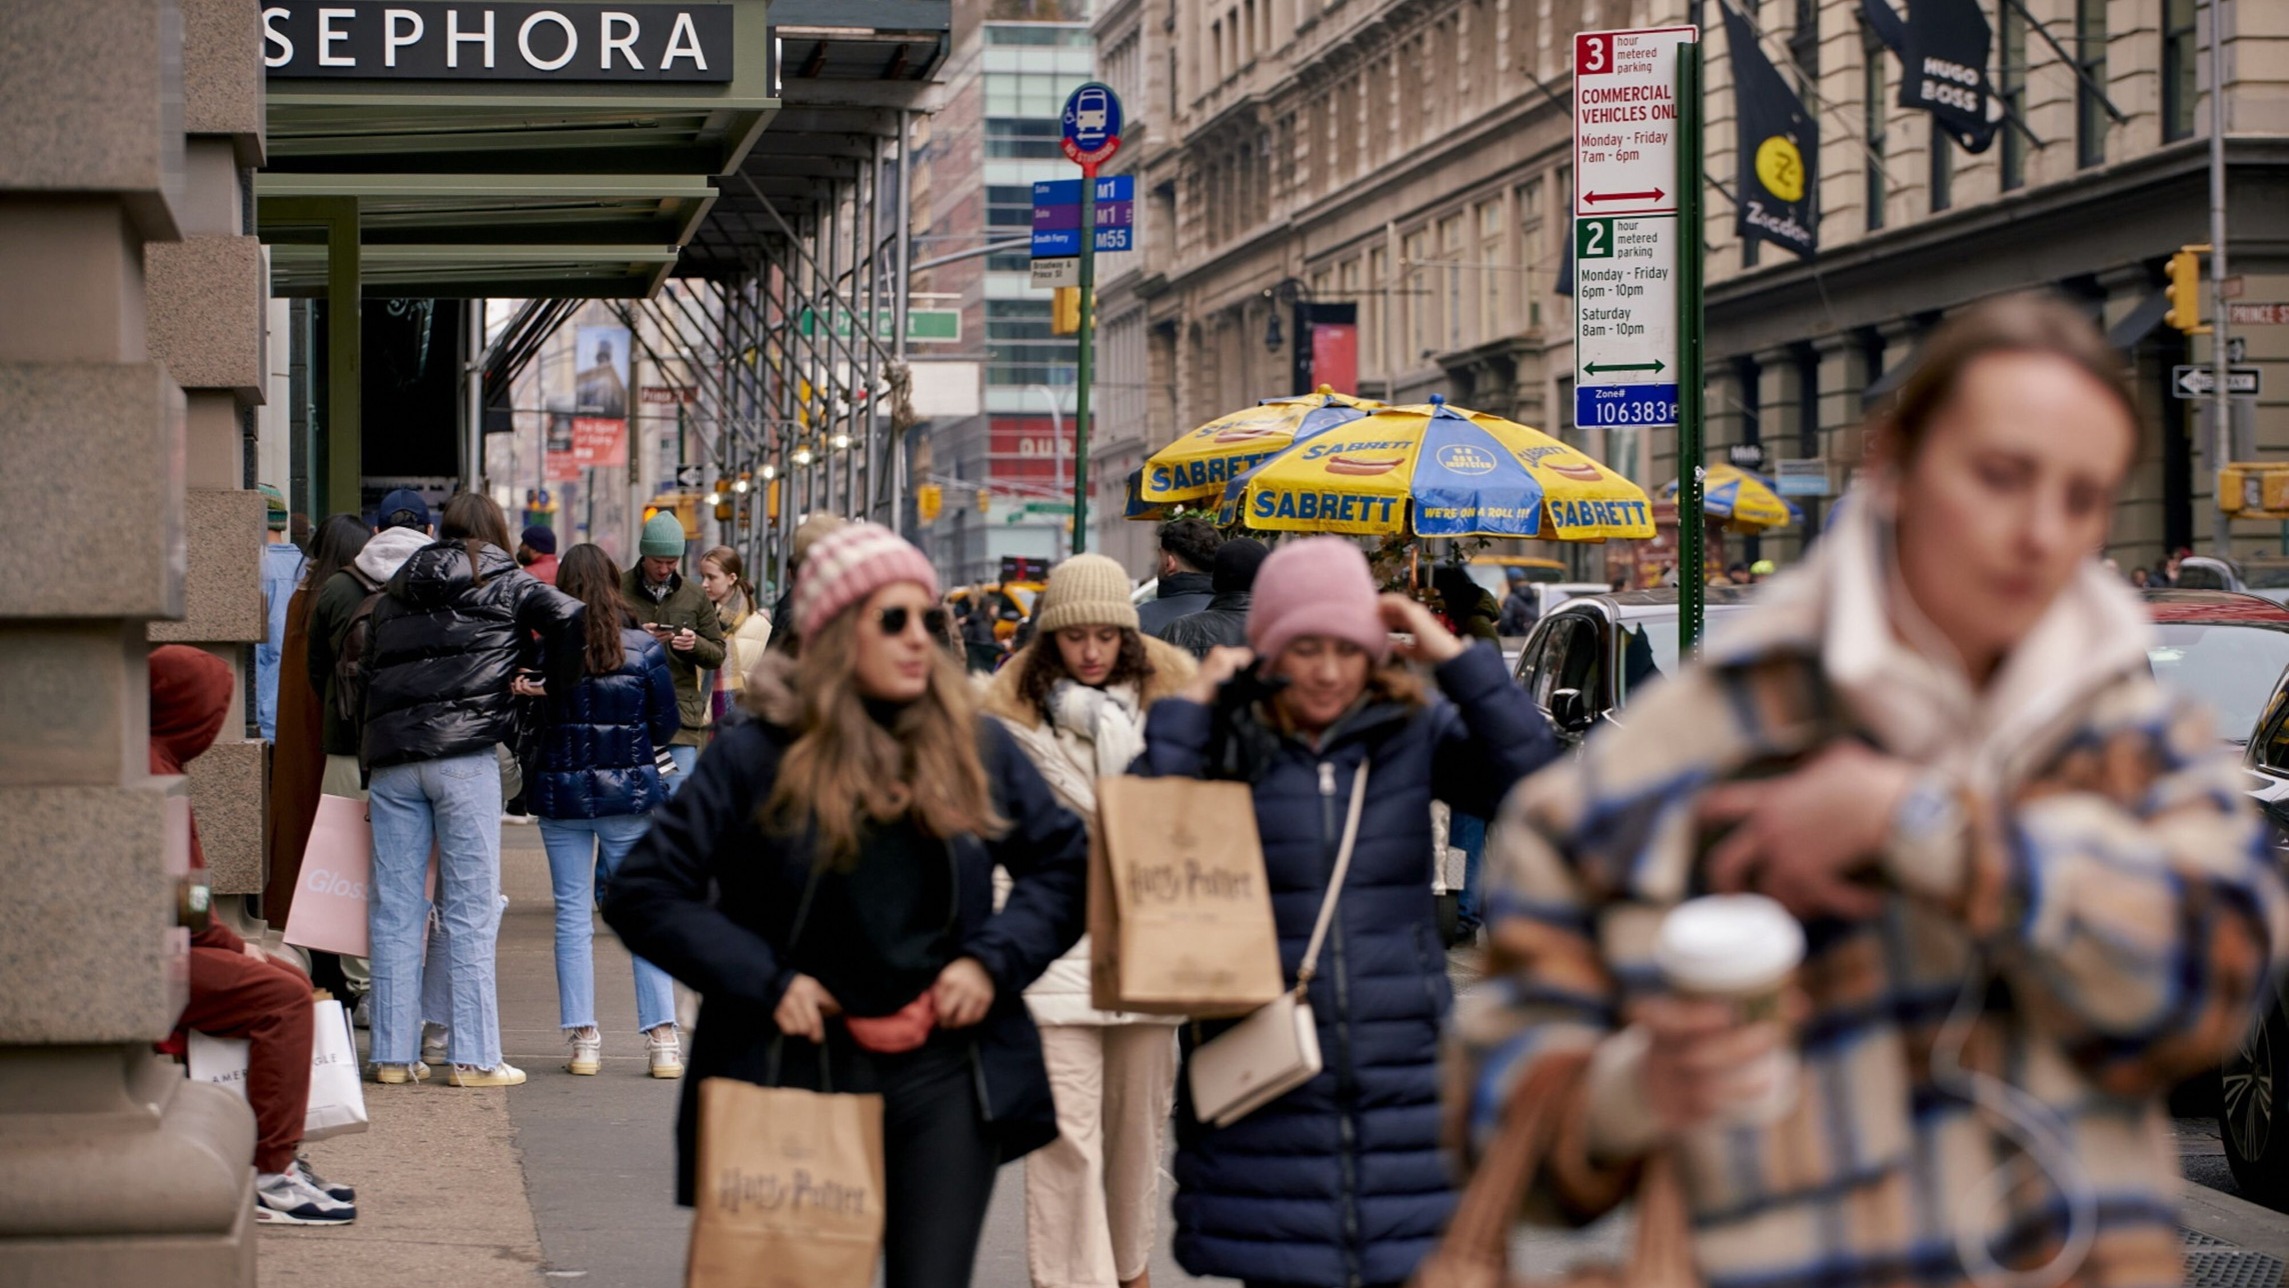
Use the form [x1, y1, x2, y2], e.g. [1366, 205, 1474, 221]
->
[1089, 0, 2289, 577]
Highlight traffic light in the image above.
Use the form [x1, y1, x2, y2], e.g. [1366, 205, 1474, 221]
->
[2166, 244, 2212, 335]
[917, 484, 943, 524]
[1051, 287, 1082, 335]
[714, 477, 734, 523]
[977, 488, 992, 515]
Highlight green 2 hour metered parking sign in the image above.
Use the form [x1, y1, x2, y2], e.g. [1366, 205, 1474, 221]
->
[1576, 219, 1616, 259]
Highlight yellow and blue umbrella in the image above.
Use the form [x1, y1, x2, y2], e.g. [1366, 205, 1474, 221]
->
[1664, 464, 1801, 531]
[1138, 387, 1381, 506]
[1219, 396, 1654, 541]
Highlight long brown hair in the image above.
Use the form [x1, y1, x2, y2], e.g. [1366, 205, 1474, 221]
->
[558, 544, 629, 675]
[1880, 292, 2136, 464]
[440, 491, 514, 588]
[760, 601, 1007, 867]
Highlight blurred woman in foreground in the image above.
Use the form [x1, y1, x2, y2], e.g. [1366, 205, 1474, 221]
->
[1463, 293, 2288, 1288]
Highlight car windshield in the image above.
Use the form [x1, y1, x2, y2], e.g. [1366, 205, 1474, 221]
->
[2148, 622, 2289, 744]
[1614, 606, 1745, 704]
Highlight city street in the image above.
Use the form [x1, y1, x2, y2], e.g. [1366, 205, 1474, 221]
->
[250, 824, 2289, 1288]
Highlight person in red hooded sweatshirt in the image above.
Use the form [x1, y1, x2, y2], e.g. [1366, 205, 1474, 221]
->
[152, 645, 358, 1226]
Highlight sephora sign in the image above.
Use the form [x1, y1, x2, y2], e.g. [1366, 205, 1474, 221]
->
[262, 2, 734, 82]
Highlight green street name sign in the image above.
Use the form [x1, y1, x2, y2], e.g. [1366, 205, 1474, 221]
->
[797, 308, 960, 343]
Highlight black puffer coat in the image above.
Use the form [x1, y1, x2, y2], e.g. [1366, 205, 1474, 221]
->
[362, 540, 584, 769]
[528, 626, 679, 820]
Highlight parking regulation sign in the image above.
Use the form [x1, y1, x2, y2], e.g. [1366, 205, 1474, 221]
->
[1572, 26, 1696, 217]
[1060, 81, 1123, 167]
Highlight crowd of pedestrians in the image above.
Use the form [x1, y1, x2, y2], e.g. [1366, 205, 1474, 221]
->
[211, 292, 2287, 1288]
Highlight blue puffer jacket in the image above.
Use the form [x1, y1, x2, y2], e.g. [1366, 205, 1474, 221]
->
[529, 627, 680, 820]
[1134, 645, 1555, 1288]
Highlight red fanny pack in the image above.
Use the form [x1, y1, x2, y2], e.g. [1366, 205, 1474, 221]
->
[843, 991, 936, 1054]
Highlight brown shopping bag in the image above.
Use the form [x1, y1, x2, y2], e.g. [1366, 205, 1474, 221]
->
[686, 1076, 885, 1288]
[1090, 776, 1284, 1017]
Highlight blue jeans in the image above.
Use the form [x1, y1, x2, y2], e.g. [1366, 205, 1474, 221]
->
[369, 751, 504, 1069]
[662, 743, 698, 796]
[1450, 811, 1488, 933]
[537, 815, 675, 1033]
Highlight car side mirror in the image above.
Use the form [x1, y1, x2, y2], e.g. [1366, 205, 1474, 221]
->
[1550, 688, 1595, 735]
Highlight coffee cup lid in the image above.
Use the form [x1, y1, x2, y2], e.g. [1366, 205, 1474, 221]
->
[1654, 894, 1805, 993]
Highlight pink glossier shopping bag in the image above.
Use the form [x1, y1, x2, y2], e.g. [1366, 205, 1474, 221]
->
[282, 795, 436, 958]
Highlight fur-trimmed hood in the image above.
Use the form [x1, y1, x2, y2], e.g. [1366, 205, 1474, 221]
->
[978, 633, 1197, 729]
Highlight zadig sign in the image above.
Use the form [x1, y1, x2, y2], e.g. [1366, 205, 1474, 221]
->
[261, 1, 734, 81]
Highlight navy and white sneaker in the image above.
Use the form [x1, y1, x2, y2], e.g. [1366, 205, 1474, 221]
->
[255, 1170, 355, 1225]
[293, 1158, 354, 1204]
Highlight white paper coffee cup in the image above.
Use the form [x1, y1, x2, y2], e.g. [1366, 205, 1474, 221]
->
[1654, 894, 1806, 1125]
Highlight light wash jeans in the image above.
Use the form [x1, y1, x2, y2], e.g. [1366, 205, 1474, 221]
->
[368, 750, 503, 1069]
[536, 814, 675, 1033]
[662, 743, 698, 795]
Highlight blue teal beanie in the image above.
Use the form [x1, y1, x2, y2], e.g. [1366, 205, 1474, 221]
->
[640, 512, 686, 559]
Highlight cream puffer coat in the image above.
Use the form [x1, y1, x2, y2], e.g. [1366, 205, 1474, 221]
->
[982, 634, 1196, 1026]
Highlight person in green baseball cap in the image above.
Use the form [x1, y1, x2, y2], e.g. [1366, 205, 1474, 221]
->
[623, 510, 724, 786]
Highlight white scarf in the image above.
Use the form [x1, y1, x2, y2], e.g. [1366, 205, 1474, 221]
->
[1041, 679, 1146, 815]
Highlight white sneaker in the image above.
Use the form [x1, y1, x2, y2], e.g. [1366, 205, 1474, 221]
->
[350, 994, 370, 1030]
[255, 1170, 355, 1225]
[448, 1062, 527, 1088]
[646, 1027, 684, 1080]
[566, 1029, 602, 1076]
[421, 1022, 450, 1067]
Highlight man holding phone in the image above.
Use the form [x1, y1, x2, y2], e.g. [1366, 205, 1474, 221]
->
[622, 512, 726, 788]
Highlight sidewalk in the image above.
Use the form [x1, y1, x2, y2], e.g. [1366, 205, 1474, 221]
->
[256, 823, 2289, 1288]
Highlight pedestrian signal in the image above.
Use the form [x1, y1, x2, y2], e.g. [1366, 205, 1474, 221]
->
[2167, 245, 2211, 335]
[918, 484, 944, 524]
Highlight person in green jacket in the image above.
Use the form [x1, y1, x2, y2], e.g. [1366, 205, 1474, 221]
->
[622, 512, 725, 788]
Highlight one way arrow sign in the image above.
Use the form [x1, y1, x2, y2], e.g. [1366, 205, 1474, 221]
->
[2174, 365, 2263, 399]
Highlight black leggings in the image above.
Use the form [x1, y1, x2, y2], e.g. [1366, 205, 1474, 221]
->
[879, 1040, 1001, 1288]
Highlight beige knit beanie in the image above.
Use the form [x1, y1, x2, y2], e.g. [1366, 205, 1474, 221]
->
[1033, 554, 1139, 635]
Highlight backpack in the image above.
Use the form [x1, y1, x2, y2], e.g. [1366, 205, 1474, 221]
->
[332, 567, 387, 725]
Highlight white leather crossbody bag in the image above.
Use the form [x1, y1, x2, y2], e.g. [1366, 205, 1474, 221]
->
[1188, 759, 1370, 1128]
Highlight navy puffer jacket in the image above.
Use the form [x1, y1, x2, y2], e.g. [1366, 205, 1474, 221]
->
[1134, 645, 1555, 1288]
[529, 626, 679, 820]
[362, 541, 584, 769]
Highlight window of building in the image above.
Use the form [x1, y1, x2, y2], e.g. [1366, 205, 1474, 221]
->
[985, 25, 1090, 46]
[1931, 126, 1952, 212]
[1404, 227, 1432, 360]
[1366, 248, 1387, 378]
[1210, 19, 1223, 80]
[987, 118, 1063, 159]
[2076, 0, 2108, 168]
[1789, 0, 1819, 81]
[1438, 213, 1465, 350]
[1479, 200, 1505, 340]
[986, 185, 1034, 271]
[1521, 178, 1544, 327]
[1244, 0, 1256, 61]
[2162, 0, 2197, 142]
[1862, 23, 1887, 231]
[1999, 0, 2027, 189]
[986, 300, 1076, 389]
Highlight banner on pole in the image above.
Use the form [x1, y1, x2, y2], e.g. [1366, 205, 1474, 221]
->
[1722, 4, 1818, 259]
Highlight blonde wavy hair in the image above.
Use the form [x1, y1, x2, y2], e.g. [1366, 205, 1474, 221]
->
[754, 603, 1007, 868]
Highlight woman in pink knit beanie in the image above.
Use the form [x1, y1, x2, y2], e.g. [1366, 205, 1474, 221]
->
[1128, 534, 1560, 1287]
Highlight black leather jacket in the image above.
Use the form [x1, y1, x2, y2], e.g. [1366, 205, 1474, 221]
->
[361, 540, 585, 770]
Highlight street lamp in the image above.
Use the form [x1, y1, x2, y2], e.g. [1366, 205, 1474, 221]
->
[830, 430, 853, 451]
[793, 444, 815, 467]
[761, 463, 778, 481]
[1262, 277, 1308, 353]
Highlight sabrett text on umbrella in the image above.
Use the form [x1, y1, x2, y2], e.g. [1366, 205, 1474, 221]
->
[1150, 451, 1281, 493]
[1299, 438, 1417, 461]
[1549, 498, 1651, 529]
[1251, 491, 1403, 525]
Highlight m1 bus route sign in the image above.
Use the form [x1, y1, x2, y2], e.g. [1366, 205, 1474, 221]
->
[1572, 26, 1697, 218]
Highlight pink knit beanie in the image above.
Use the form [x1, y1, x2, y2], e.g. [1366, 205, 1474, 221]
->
[1246, 537, 1390, 664]
[792, 521, 941, 638]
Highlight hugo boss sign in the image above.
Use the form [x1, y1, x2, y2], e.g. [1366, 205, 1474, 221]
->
[262, 1, 734, 81]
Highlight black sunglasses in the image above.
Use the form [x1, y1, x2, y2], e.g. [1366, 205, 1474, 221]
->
[875, 605, 951, 637]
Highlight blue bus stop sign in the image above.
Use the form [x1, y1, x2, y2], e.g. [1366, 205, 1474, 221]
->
[1060, 81, 1123, 168]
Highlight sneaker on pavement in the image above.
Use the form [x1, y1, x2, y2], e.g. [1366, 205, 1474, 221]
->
[293, 1157, 355, 1204]
[448, 1062, 527, 1088]
[372, 1060, 429, 1085]
[350, 993, 371, 1030]
[566, 1029, 602, 1077]
[646, 1027, 684, 1080]
[255, 1170, 355, 1225]
[421, 1022, 450, 1067]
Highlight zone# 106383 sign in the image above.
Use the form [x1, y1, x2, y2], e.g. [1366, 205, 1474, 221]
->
[261, 1, 734, 81]
[1571, 26, 1695, 432]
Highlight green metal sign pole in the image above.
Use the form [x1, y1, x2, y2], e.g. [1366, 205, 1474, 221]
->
[1676, 37, 1707, 653]
[1071, 167, 1097, 554]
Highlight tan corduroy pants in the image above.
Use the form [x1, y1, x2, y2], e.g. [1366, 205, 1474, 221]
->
[1026, 1023, 1180, 1288]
